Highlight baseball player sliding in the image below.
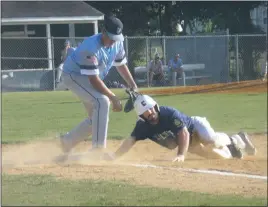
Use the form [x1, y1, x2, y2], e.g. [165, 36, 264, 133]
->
[103, 90, 257, 162]
[60, 14, 137, 156]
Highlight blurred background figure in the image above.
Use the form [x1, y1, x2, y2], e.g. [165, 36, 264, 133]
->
[261, 60, 267, 81]
[147, 53, 165, 87]
[168, 54, 184, 86]
[77, 41, 82, 47]
[56, 40, 75, 87]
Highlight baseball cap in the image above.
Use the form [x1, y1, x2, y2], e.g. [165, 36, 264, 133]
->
[64, 40, 70, 45]
[104, 15, 124, 41]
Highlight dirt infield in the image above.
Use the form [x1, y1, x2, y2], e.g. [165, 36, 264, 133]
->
[142, 79, 267, 95]
[2, 80, 268, 199]
[2, 134, 267, 198]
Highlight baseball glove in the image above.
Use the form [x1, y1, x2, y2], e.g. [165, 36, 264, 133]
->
[124, 88, 141, 113]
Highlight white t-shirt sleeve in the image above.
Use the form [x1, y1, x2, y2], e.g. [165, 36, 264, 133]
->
[113, 42, 127, 67]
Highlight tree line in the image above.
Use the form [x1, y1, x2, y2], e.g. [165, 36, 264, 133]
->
[87, 1, 267, 35]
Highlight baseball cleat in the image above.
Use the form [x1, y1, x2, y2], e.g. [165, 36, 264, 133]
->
[228, 144, 244, 159]
[238, 131, 257, 156]
[234, 148, 243, 159]
[59, 134, 72, 154]
[227, 136, 244, 159]
[52, 135, 73, 163]
[53, 154, 69, 163]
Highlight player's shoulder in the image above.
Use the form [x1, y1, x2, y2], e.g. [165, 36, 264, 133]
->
[159, 106, 178, 115]
[134, 119, 151, 131]
[135, 119, 146, 127]
[80, 34, 102, 52]
[68, 47, 75, 52]
[113, 40, 124, 51]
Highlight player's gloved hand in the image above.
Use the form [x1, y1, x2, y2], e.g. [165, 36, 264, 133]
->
[172, 154, 185, 162]
[124, 88, 141, 113]
[110, 95, 122, 112]
[129, 86, 138, 92]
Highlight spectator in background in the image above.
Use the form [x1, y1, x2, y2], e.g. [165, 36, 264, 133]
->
[56, 40, 75, 85]
[168, 54, 184, 86]
[77, 41, 82, 47]
[147, 53, 165, 87]
[261, 61, 267, 81]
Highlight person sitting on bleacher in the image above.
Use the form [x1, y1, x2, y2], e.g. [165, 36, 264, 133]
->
[148, 53, 165, 87]
[168, 54, 184, 86]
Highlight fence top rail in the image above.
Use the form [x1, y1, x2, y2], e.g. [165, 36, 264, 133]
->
[1, 36, 50, 40]
[1, 36, 87, 40]
[1, 68, 52, 72]
[1, 34, 266, 40]
[1, 57, 51, 60]
[125, 34, 266, 39]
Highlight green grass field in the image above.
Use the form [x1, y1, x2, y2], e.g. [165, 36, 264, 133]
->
[3, 174, 266, 206]
[2, 90, 267, 143]
[2, 90, 267, 206]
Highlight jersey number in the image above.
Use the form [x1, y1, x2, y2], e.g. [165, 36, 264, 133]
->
[141, 101, 147, 106]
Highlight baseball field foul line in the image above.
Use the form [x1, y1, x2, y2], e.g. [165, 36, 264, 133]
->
[123, 163, 267, 181]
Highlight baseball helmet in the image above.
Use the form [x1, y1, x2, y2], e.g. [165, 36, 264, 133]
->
[134, 95, 160, 121]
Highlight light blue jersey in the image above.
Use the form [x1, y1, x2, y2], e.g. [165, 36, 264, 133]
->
[63, 34, 127, 80]
[168, 58, 183, 71]
[67, 47, 76, 57]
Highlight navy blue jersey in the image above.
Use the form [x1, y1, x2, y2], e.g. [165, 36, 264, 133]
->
[131, 106, 194, 149]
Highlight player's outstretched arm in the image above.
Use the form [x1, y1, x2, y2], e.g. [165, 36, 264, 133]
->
[173, 127, 190, 162]
[114, 137, 136, 158]
[116, 64, 137, 89]
[102, 137, 136, 161]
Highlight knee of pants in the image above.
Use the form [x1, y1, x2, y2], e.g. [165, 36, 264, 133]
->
[93, 96, 110, 110]
[213, 132, 232, 148]
[192, 117, 216, 142]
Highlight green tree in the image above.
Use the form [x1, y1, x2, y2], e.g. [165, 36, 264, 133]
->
[86, 1, 267, 79]
[87, 2, 152, 36]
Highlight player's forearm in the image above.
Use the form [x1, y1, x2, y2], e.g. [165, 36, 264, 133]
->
[177, 128, 190, 156]
[114, 137, 136, 158]
[88, 75, 115, 99]
[116, 64, 137, 89]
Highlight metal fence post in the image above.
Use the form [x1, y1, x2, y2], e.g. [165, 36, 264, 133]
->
[146, 37, 149, 64]
[125, 36, 129, 62]
[235, 34, 239, 82]
[46, 24, 53, 70]
[146, 37, 149, 87]
[226, 28, 230, 82]
[51, 37, 56, 91]
[163, 37, 166, 65]
[193, 35, 197, 63]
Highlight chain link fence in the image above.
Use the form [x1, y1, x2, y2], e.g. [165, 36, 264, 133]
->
[1, 37, 53, 92]
[1, 34, 267, 92]
[129, 34, 267, 87]
[235, 35, 267, 81]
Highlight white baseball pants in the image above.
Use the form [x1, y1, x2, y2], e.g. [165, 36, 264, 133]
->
[56, 63, 64, 83]
[191, 116, 232, 147]
[61, 71, 110, 149]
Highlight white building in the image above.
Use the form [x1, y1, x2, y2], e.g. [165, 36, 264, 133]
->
[1, 1, 104, 70]
[250, 4, 267, 33]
